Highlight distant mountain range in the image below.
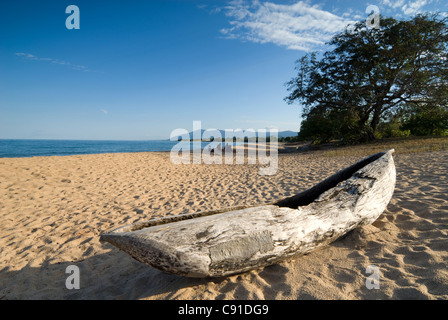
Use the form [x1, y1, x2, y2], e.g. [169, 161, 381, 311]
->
[171, 129, 298, 140]
[276, 130, 299, 138]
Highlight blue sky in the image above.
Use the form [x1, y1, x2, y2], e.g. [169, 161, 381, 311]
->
[0, 0, 446, 140]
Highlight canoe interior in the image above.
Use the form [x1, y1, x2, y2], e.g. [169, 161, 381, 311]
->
[104, 150, 387, 235]
[275, 151, 385, 208]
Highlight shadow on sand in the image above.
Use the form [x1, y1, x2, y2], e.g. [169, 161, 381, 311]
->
[0, 242, 290, 300]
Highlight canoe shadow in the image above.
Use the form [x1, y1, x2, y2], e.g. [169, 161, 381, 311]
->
[1, 243, 267, 300]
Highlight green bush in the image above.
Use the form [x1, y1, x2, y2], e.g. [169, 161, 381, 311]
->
[377, 121, 411, 138]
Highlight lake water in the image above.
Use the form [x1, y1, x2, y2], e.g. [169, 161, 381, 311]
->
[0, 139, 226, 158]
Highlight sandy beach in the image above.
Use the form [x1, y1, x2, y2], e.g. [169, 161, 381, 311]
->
[0, 149, 447, 300]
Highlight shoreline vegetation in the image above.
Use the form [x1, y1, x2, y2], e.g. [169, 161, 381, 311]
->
[279, 135, 448, 157]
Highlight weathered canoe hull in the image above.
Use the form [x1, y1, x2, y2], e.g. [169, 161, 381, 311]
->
[100, 149, 396, 277]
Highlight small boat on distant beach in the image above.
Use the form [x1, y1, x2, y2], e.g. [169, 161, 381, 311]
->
[100, 149, 396, 278]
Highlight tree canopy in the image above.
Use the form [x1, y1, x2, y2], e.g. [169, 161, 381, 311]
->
[285, 14, 448, 144]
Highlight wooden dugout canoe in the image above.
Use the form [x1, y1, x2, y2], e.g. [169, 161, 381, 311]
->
[100, 149, 396, 278]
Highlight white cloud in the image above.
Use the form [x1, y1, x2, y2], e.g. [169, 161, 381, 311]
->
[382, 0, 406, 9]
[401, 0, 429, 15]
[15, 52, 90, 72]
[220, 0, 356, 51]
[100, 109, 108, 115]
[197, 3, 222, 14]
[382, 0, 431, 15]
[219, 0, 436, 51]
[16, 52, 38, 59]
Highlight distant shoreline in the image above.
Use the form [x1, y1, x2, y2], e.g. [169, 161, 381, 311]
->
[2, 136, 447, 159]
[0, 139, 286, 159]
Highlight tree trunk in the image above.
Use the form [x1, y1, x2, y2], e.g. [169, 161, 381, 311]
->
[369, 106, 382, 140]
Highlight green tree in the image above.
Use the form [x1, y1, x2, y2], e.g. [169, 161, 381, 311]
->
[286, 14, 448, 143]
[401, 104, 448, 136]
